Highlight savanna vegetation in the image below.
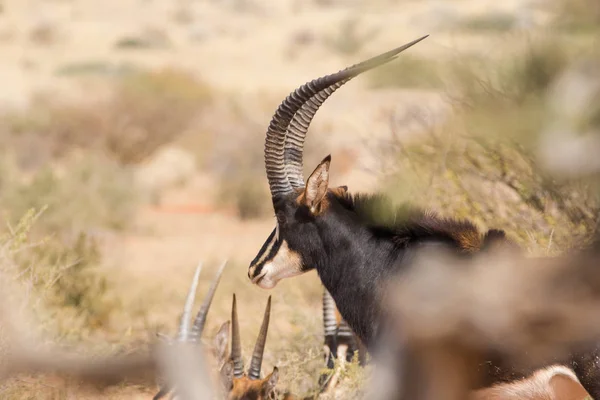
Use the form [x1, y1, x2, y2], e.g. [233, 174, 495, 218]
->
[0, 0, 599, 398]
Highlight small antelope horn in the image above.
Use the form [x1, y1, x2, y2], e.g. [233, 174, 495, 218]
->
[191, 260, 228, 338]
[248, 296, 272, 380]
[323, 289, 337, 338]
[230, 294, 244, 378]
[177, 262, 203, 341]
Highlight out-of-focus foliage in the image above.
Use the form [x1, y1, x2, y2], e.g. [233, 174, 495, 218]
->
[377, 36, 600, 254]
[0, 209, 113, 339]
[0, 69, 212, 166]
[553, 0, 600, 32]
[369, 55, 444, 90]
[0, 155, 138, 236]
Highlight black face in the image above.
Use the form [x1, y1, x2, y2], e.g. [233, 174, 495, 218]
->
[248, 194, 324, 289]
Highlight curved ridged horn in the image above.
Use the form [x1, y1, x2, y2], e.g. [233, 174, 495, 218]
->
[265, 35, 429, 197]
[190, 260, 228, 339]
[231, 294, 244, 378]
[323, 289, 337, 337]
[248, 296, 272, 380]
[177, 262, 203, 341]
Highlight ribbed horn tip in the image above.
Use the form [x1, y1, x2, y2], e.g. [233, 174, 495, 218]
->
[191, 260, 228, 336]
[352, 34, 430, 75]
[230, 293, 244, 378]
[177, 262, 203, 340]
[248, 296, 272, 380]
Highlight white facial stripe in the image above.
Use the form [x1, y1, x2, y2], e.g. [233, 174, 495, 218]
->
[255, 241, 304, 289]
[253, 231, 277, 269]
[275, 223, 280, 242]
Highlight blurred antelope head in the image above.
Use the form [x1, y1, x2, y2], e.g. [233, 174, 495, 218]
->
[218, 295, 279, 400]
[153, 260, 227, 400]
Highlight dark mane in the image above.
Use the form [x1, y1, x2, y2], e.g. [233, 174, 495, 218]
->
[336, 192, 486, 253]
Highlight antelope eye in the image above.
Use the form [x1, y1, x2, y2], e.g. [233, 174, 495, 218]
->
[276, 212, 287, 225]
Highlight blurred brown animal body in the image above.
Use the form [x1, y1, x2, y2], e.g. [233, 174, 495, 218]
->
[472, 365, 590, 400]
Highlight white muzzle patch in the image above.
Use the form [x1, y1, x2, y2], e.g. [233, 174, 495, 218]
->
[252, 241, 303, 289]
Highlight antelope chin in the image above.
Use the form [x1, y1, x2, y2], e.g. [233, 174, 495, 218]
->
[249, 240, 304, 289]
[252, 258, 305, 289]
[251, 266, 280, 289]
[256, 274, 278, 289]
[251, 270, 277, 289]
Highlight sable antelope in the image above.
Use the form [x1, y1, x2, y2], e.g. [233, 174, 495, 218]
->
[153, 260, 228, 400]
[246, 35, 600, 397]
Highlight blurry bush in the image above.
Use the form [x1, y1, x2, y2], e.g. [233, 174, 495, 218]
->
[377, 36, 600, 253]
[0, 68, 212, 167]
[55, 60, 141, 78]
[0, 209, 127, 399]
[0, 71, 190, 336]
[369, 55, 444, 90]
[552, 0, 600, 32]
[114, 27, 172, 50]
[457, 12, 518, 33]
[1, 155, 138, 236]
[323, 17, 379, 56]
[0, 209, 115, 339]
[0, 157, 136, 333]
[0, 153, 138, 336]
[207, 104, 273, 220]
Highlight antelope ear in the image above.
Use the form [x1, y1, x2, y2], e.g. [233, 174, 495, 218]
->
[213, 321, 230, 366]
[303, 155, 331, 212]
[264, 366, 279, 392]
[220, 360, 234, 391]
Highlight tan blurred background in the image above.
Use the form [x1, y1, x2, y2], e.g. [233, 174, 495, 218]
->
[0, 0, 598, 398]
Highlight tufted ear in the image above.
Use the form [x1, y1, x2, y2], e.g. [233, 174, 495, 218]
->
[263, 366, 279, 393]
[302, 155, 331, 213]
[213, 321, 230, 367]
